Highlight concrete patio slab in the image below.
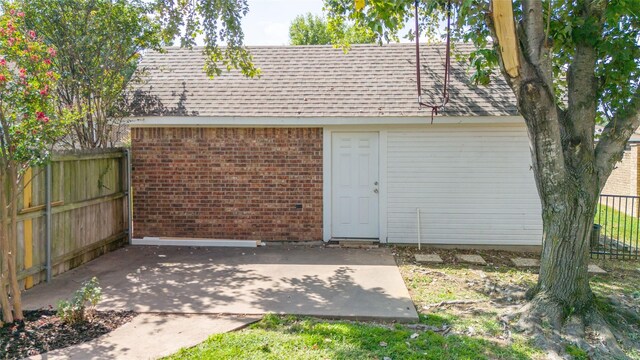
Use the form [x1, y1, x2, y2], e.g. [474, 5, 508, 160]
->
[415, 254, 443, 264]
[511, 258, 540, 268]
[455, 254, 486, 265]
[23, 246, 418, 322]
[29, 314, 259, 360]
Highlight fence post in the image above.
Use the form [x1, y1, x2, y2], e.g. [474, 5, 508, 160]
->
[125, 149, 133, 244]
[45, 162, 52, 283]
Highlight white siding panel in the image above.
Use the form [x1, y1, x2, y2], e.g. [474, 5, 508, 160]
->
[386, 125, 543, 245]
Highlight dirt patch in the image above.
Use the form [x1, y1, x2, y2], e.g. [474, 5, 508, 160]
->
[393, 246, 640, 359]
[0, 310, 136, 359]
[393, 246, 541, 267]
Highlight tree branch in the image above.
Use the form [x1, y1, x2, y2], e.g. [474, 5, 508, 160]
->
[522, 0, 554, 91]
[562, 0, 605, 174]
[595, 89, 640, 190]
[486, 0, 568, 207]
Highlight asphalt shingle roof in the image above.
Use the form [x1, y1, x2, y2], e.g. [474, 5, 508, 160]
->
[133, 43, 518, 118]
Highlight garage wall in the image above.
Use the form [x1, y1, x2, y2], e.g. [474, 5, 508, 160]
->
[132, 127, 323, 241]
[385, 124, 542, 245]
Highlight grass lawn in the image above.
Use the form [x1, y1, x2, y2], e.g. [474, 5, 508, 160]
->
[165, 248, 640, 360]
[595, 203, 640, 249]
[166, 314, 540, 360]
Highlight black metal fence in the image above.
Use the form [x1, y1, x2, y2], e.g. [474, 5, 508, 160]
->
[592, 194, 640, 260]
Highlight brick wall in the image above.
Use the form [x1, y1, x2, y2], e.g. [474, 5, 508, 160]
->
[132, 128, 323, 241]
[602, 145, 639, 197]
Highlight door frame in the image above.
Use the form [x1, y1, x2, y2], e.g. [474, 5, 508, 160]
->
[323, 127, 388, 242]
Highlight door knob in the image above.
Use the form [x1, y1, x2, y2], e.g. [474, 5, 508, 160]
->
[374, 181, 379, 185]
[373, 188, 379, 194]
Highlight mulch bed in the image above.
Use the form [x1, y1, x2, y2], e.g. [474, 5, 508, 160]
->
[0, 310, 136, 359]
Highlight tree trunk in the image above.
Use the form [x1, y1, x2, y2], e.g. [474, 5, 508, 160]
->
[529, 190, 597, 324]
[7, 165, 23, 321]
[0, 172, 14, 323]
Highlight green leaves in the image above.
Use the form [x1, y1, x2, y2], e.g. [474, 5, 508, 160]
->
[324, 0, 640, 126]
[468, 49, 498, 86]
[0, 3, 66, 169]
[21, 0, 164, 148]
[152, 0, 258, 78]
[290, 13, 333, 45]
[56, 277, 102, 324]
[290, 12, 377, 46]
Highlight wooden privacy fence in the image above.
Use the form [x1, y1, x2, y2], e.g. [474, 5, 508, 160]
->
[15, 148, 131, 289]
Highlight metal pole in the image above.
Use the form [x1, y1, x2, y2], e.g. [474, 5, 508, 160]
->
[45, 162, 52, 282]
[417, 208, 421, 250]
[125, 149, 133, 244]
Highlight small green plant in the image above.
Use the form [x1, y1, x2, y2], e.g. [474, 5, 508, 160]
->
[56, 277, 102, 324]
[565, 344, 589, 360]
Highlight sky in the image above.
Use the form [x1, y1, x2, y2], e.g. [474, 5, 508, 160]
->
[242, 0, 324, 46]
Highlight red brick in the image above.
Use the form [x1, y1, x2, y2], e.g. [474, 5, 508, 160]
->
[132, 128, 323, 241]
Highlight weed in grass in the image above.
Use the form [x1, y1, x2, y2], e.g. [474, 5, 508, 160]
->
[565, 344, 589, 360]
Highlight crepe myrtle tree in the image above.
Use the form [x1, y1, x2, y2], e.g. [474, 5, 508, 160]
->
[21, 0, 259, 149]
[21, 0, 164, 149]
[325, 0, 639, 356]
[0, 5, 68, 324]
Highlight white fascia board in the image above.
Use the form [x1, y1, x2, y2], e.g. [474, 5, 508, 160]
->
[129, 115, 524, 127]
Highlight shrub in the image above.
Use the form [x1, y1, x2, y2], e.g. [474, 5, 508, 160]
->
[56, 277, 102, 324]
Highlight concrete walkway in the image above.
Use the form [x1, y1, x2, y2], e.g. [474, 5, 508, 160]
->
[23, 245, 418, 322]
[29, 314, 260, 360]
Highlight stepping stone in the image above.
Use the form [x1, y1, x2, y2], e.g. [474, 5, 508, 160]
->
[588, 264, 607, 274]
[511, 258, 540, 268]
[415, 254, 443, 264]
[456, 254, 486, 265]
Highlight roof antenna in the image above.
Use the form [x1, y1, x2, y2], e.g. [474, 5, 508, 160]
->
[415, 0, 452, 123]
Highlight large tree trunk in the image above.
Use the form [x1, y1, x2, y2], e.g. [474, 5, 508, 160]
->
[529, 190, 598, 324]
[489, 0, 603, 322]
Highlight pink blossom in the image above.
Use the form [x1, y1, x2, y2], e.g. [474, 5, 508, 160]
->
[28, 30, 36, 39]
[17, 12, 25, 18]
[47, 47, 57, 57]
[36, 111, 46, 120]
[9, 9, 15, 15]
[0, 58, 6, 66]
[46, 70, 55, 78]
[43, 58, 52, 65]
[0, 74, 6, 82]
[18, 68, 26, 77]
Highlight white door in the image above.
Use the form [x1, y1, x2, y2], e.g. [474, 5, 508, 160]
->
[332, 132, 379, 238]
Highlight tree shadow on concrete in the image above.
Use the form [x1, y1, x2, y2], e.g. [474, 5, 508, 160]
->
[23, 246, 416, 322]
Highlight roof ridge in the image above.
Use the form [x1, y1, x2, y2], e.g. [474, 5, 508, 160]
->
[157, 42, 478, 51]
